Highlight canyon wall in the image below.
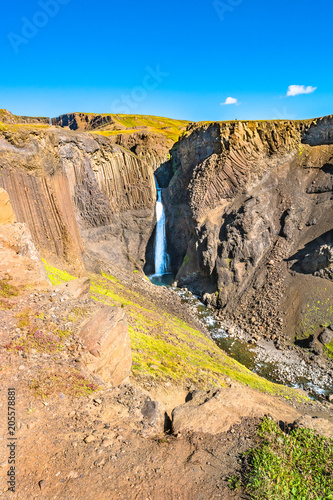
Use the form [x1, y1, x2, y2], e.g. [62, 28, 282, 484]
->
[166, 118, 333, 341]
[0, 127, 156, 273]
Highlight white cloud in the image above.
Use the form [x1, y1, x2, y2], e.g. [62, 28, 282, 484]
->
[286, 85, 317, 97]
[221, 96, 238, 105]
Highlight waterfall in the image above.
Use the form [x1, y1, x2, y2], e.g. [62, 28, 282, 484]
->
[154, 179, 170, 276]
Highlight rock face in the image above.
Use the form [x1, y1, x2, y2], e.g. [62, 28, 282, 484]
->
[52, 112, 118, 131]
[0, 188, 16, 225]
[172, 387, 299, 435]
[0, 127, 156, 273]
[0, 222, 50, 288]
[79, 304, 132, 385]
[0, 109, 49, 125]
[166, 117, 333, 340]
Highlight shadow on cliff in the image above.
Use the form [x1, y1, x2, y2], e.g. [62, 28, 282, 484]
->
[287, 230, 333, 275]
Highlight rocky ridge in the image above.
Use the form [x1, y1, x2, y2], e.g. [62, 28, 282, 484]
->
[166, 117, 333, 346]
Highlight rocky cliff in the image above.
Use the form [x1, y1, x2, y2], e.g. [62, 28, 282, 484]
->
[0, 125, 156, 273]
[53, 112, 189, 185]
[0, 109, 49, 125]
[166, 117, 333, 342]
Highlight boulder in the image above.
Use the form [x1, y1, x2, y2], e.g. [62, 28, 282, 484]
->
[293, 415, 333, 438]
[79, 305, 132, 386]
[318, 328, 333, 345]
[0, 223, 49, 287]
[140, 399, 169, 434]
[54, 277, 91, 300]
[0, 188, 15, 225]
[172, 387, 299, 435]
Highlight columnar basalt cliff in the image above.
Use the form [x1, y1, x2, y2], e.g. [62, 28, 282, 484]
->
[0, 126, 156, 273]
[52, 112, 189, 186]
[166, 117, 333, 341]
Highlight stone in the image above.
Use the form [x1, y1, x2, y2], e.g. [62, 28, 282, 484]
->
[79, 304, 132, 386]
[140, 399, 168, 434]
[67, 471, 79, 479]
[101, 438, 113, 447]
[54, 277, 91, 300]
[0, 223, 50, 288]
[318, 329, 333, 345]
[293, 416, 333, 438]
[0, 188, 15, 225]
[172, 387, 299, 435]
[84, 435, 96, 443]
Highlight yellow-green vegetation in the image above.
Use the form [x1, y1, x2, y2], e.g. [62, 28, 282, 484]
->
[43, 262, 307, 401]
[0, 278, 19, 308]
[30, 367, 98, 397]
[240, 417, 333, 499]
[89, 114, 190, 142]
[325, 340, 333, 359]
[0, 121, 49, 132]
[42, 260, 78, 285]
[16, 309, 31, 328]
[299, 297, 333, 339]
[0, 278, 19, 298]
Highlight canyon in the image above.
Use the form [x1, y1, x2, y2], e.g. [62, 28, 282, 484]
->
[0, 110, 332, 498]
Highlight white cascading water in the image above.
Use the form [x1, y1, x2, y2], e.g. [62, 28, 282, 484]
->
[154, 180, 170, 276]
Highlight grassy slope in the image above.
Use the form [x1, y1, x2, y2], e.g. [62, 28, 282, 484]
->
[0, 122, 49, 132]
[88, 114, 190, 142]
[43, 262, 307, 402]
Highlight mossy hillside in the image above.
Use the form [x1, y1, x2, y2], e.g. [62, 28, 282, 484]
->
[88, 114, 190, 142]
[44, 262, 307, 401]
[0, 121, 49, 132]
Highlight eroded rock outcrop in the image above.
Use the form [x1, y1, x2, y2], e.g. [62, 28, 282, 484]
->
[0, 187, 15, 225]
[172, 387, 299, 435]
[166, 118, 333, 341]
[0, 222, 50, 288]
[79, 304, 132, 385]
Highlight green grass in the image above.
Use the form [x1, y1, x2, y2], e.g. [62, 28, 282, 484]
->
[243, 417, 333, 499]
[84, 114, 190, 142]
[42, 262, 307, 400]
[0, 121, 49, 132]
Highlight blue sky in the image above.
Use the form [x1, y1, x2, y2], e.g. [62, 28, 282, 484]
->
[0, 0, 332, 121]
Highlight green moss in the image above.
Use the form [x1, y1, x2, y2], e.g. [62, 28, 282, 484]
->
[324, 340, 333, 359]
[42, 260, 78, 285]
[299, 297, 333, 339]
[182, 254, 190, 266]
